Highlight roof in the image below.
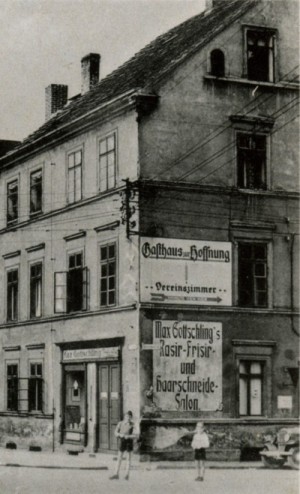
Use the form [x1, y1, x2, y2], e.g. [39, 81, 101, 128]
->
[1, 0, 258, 166]
[0, 140, 20, 158]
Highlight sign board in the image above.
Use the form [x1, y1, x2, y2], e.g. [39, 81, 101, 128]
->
[277, 395, 293, 409]
[63, 347, 119, 362]
[140, 237, 232, 306]
[153, 320, 222, 411]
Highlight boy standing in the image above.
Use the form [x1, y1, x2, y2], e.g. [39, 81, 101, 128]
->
[110, 411, 135, 480]
[191, 421, 210, 481]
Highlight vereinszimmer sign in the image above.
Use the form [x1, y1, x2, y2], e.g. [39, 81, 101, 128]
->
[140, 237, 232, 306]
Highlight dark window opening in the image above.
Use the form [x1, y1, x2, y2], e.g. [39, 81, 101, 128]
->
[238, 243, 268, 308]
[210, 49, 225, 77]
[30, 169, 43, 214]
[7, 364, 18, 412]
[30, 263, 42, 318]
[7, 269, 18, 322]
[237, 133, 267, 190]
[7, 180, 18, 224]
[29, 363, 43, 412]
[100, 243, 116, 307]
[247, 29, 275, 82]
[239, 360, 263, 416]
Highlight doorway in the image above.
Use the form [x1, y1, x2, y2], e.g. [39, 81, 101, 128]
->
[98, 362, 121, 450]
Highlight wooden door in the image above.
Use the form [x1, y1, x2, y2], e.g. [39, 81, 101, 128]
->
[98, 362, 120, 450]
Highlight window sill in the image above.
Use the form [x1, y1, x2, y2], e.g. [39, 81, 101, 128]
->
[204, 74, 299, 91]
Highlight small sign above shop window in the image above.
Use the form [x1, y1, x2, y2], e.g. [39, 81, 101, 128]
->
[63, 347, 119, 362]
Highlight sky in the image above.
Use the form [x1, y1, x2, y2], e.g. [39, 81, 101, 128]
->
[0, 0, 206, 141]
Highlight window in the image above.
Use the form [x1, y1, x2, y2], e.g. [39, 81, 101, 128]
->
[54, 253, 88, 313]
[99, 133, 116, 192]
[239, 360, 263, 416]
[246, 29, 275, 82]
[30, 263, 42, 318]
[100, 243, 116, 307]
[30, 169, 43, 214]
[7, 364, 18, 411]
[237, 133, 267, 190]
[210, 49, 225, 77]
[28, 363, 43, 412]
[68, 150, 82, 203]
[7, 269, 18, 321]
[238, 243, 268, 307]
[7, 179, 18, 224]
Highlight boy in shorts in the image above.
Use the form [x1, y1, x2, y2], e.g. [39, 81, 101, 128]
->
[110, 411, 135, 480]
[191, 421, 210, 481]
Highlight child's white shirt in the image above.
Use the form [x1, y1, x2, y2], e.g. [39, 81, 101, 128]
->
[191, 431, 210, 449]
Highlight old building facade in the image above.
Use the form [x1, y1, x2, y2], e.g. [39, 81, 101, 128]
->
[0, 0, 299, 460]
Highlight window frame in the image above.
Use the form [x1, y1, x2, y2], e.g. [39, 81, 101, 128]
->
[6, 362, 19, 412]
[236, 130, 268, 191]
[28, 361, 43, 413]
[29, 261, 43, 319]
[29, 168, 43, 216]
[238, 242, 268, 308]
[67, 147, 83, 204]
[54, 249, 88, 314]
[98, 131, 117, 193]
[238, 359, 264, 416]
[232, 340, 275, 418]
[243, 25, 277, 83]
[210, 48, 225, 77]
[6, 266, 19, 322]
[99, 241, 117, 308]
[6, 177, 19, 225]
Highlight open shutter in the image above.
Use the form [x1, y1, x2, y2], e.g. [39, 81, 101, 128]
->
[82, 267, 88, 311]
[54, 272, 67, 313]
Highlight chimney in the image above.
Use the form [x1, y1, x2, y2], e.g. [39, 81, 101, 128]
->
[45, 84, 68, 121]
[81, 53, 100, 94]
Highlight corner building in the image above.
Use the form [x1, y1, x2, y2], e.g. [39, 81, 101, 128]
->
[0, 0, 299, 460]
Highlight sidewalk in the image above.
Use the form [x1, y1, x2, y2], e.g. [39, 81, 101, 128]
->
[0, 448, 263, 471]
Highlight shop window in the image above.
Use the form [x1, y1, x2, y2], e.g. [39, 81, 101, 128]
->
[246, 28, 275, 82]
[100, 243, 116, 307]
[99, 133, 116, 192]
[238, 243, 268, 308]
[54, 253, 88, 313]
[210, 49, 225, 77]
[7, 179, 18, 225]
[28, 363, 43, 412]
[30, 263, 42, 318]
[30, 169, 43, 215]
[239, 360, 263, 416]
[7, 364, 18, 411]
[68, 150, 82, 203]
[237, 133, 267, 190]
[64, 366, 86, 437]
[7, 268, 19, 322]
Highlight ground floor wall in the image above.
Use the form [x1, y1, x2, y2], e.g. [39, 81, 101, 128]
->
[0, 307, 139, 452]
[139, 307, 300, 460]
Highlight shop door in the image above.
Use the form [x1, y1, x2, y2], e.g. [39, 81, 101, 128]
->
[98, 362, 120, 451]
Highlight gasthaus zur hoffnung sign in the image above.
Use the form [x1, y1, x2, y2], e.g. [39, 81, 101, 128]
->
[140, 237, 232, 305]
[153, 320, 222, 411]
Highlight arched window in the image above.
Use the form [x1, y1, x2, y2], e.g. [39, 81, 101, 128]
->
[210, 49, 225, 77]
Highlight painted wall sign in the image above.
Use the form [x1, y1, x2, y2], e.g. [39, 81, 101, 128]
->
[153, 320, 222, 411]
[140, 237, 232, 305]
[63, 347, 119, 362]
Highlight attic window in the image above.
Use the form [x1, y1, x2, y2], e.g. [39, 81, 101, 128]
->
[245, 28, 276, 82]
[210, 49, 225, 77]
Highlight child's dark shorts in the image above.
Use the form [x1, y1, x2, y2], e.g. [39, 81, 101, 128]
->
[119, 438, 133, 452]
[194, 448, 206, 460]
